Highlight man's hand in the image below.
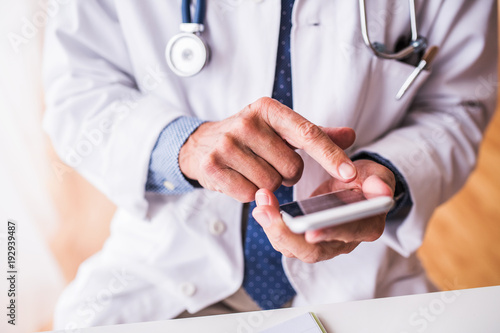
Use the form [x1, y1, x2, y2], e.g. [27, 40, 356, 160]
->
[179, 97, 357, 202]
[251, 159, 396, 263]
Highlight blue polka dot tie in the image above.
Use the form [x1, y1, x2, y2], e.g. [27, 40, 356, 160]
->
[243, 0, 296, 310]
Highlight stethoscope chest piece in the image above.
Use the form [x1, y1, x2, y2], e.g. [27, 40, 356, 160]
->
[166, 24, 209, 77]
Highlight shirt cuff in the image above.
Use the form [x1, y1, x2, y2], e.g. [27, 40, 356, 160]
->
[351, 152, 413, 218]
[146, 116, 206, 194]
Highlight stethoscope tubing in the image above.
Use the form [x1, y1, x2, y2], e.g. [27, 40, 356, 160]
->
[171, 0, 432, 85]
[182, 0, 206, 25]
[359, 0, 425, 60]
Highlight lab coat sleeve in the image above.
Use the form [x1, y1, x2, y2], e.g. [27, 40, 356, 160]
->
[354, 0, 498, 256]
[42, 0, 184, 218]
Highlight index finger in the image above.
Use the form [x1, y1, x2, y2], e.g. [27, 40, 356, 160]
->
[250, 97, 357, 182]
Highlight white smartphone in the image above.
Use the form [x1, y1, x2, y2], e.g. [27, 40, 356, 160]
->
[280, 189, 394, 234]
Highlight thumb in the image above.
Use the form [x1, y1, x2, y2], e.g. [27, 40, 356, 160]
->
[255, 188, 280, 209]
[362, 175, 394, 199]
[252, 188, 282, 228]
[319, 127, 356, 150]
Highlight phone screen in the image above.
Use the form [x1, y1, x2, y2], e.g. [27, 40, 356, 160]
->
[279, 190, 366, 218]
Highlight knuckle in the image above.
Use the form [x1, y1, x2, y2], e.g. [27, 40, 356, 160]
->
[281, 155, 304, 182]
[240, 191, 256, 203]
[270, 242, 282, 253]
[321, 147, 344, 164]
[270, 176, 283, 191]
[281, 250, 295, 259]
[261, 174, 282, 192]
[301, 248, 321, 264]
[241, 104, 253, 116]
[233, 116, 255, 136]
[198, 177, 214, 193]
[231, 179, 257, 203]
[218, 134, 237, 155]
[340, 242, 359, 255]
[200, 155, 219, 177]
[297, 121, 323, 143]
[254, 97, 274, 109]
[250, 97, 275, 118]
[270, 228, 287, 245]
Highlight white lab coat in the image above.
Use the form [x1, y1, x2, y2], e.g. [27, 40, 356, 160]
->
[43, 0, 497, 328]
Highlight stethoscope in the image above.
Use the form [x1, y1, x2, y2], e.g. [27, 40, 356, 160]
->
[359, 0, 427, 60]
[166, 0, 438, 99]
[359, 0, 439, 99]
[165, 0, 209, 77]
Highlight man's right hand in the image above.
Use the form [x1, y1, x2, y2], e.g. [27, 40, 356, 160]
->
[179, 97, 358, 202]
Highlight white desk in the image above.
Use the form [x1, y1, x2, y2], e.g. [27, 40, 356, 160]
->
[50, 286, 500, 333]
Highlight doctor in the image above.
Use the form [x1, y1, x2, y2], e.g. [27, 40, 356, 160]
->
[43, 0, 497, 329]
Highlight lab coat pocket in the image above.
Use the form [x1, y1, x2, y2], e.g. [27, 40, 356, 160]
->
[354, 56, 432, 146]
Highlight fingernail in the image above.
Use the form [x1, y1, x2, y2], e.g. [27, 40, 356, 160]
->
[339, 162, 356, 180]
[253, 210, 271, 227]
[255, 193, 270, 206]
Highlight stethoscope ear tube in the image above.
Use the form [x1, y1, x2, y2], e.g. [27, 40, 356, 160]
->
[170, 0, 430, 77]
[182, 0, 206, 25]
[359, 0, 426, 60]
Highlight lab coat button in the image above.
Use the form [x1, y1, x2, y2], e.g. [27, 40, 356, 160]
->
[209, 220, 226, 236]
[180, 282, 196, 297]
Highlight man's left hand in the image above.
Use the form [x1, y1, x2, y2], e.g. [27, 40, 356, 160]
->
[252, 159, 396, 263]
